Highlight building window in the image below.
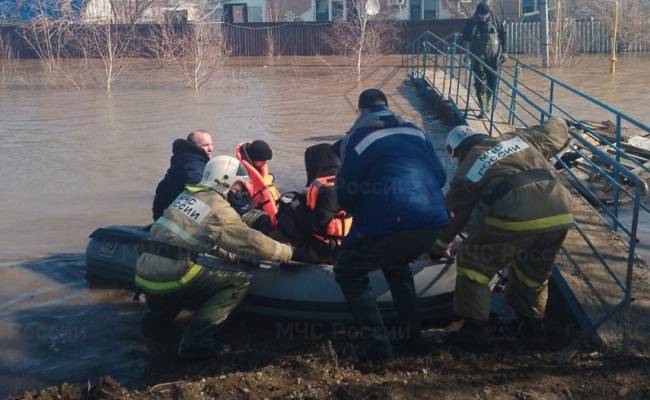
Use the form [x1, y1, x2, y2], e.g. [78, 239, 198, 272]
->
[423, 0, 436, 19]
[315, 0, 349, 21]
[332, 0, 344, 20]
[522, 0, 537, 14]
[223, 4, 248, 23]
[316, 0, 329, 21]
[410, 0, 437, 20]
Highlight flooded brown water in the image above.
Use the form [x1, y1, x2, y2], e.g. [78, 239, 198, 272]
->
[0, 53, 648, 397]
[0, 60, 448, 397]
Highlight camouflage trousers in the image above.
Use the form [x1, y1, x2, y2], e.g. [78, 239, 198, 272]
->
[454, 225, 568, 321]
[141, 268, 250, 353]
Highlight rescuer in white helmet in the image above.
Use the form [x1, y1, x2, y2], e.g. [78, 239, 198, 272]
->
[432, 118, 573, 347]
[136, 156, 294, 359]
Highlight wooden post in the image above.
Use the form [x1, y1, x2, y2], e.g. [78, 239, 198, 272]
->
[610, 1, 618, 74]
[539, 0, 550, 67]
[555, 0, 561, 61]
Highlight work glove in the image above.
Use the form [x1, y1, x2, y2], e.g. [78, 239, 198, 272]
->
[430, 239, 453, 260]
[290, 245, 308, 263]
[499, 53, 509, 64]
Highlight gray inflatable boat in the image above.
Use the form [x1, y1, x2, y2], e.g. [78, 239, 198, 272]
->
[85, 226, 456, 321]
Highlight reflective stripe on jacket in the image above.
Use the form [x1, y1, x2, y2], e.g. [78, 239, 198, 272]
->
[439, 118, 573, 243]
[136, 184, 292, 292]
[135, 262, 204, 293]
[305, 176, 352, 245]
[236, 143, 281, 227]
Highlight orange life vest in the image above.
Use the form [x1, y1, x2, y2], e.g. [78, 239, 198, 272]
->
[305, 176, 352, 245]
[236, 143, 281, 227]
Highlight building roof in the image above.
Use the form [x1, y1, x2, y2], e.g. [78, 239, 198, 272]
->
[0, 0, 87, 22]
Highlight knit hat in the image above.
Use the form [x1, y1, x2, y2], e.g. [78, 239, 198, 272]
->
[246, 140, 273, 161]
[475, 2, 491, 16]
[358, 88, 388, 110]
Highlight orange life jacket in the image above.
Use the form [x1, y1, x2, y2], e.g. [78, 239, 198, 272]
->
[305, 176, 352, 245]
[236, 143, 281, 227]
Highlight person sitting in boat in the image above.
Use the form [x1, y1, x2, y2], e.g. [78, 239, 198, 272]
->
[276, 143, 351, 264]
[235, 140, 281, 227]
[228, 180, 274, 235]
[136, 156, 297, 359]
[152, 129, 214, 221]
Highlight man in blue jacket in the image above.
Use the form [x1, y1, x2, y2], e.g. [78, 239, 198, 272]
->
[334, 89, 449, 362]
[152, 130, 214, 221]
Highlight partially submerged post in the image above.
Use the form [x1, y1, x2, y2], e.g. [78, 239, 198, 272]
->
[610, 1, 619, 74]
[539, 0, 550, 67]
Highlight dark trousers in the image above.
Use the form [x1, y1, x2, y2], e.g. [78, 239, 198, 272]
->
[333, 229, 440, 351]
[472, 55, 500, 113]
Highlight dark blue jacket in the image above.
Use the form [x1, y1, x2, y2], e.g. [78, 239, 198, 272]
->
[152, 139, 209, 220]
[336, 107, 449, 246]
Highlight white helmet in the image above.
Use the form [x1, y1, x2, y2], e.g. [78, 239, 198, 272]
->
[200, 155, 248, 194]
[446, 125, 487, 158]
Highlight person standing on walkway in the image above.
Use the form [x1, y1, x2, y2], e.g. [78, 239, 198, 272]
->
[334, 89, 449, 362]
[462, 2, 507, 119]
[137, 156, 294, 359]
[431, 118, 573, 346]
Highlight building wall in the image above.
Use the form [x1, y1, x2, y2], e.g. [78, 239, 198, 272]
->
[81, 0, 113, 23]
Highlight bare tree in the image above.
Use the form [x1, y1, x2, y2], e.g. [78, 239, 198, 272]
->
[163, 21, 231, 91]
[0, 31, 17, 84]
[83, 24, 132, 91]
[109, 0, 156, 25]
[18, 12, 77, 85]
[569, 0, 650, 50]
[324, 0, 398, 79]
[548, 2, 581, 67]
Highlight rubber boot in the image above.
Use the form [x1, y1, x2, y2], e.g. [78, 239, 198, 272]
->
[345, 289, 393, 364]
[485, 92, 493, 117]
[476, 93, 487, 119]
[384, 269, 427, 353]
[516, 316, 546, 346]
[177, 335, 226, 360]
[449, 318, 490, 350]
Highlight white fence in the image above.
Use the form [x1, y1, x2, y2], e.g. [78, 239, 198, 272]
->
[506, 20, 650, 54]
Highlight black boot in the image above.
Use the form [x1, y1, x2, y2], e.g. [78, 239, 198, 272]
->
[344, 289, 393, 364]
[384, 269, 428, 354]
[476, 94, 487, 119]
[449, 318, 490, 350]
[516, 316, 546, 346]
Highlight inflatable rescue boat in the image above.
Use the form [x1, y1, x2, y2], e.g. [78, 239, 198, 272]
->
[85, 226, 456, 321]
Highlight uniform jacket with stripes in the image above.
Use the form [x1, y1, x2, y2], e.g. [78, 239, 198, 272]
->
[438, 118, 573, 243]
[336, 106, 449, 247]
[136, 185, 293, 287]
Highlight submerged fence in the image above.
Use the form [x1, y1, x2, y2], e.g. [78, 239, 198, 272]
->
[506, 20, 650, 54]
[0, 20, 464, 58]
[2, 19, 648, 58]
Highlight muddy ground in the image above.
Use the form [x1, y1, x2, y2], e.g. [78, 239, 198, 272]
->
[13, 312, 650, 400]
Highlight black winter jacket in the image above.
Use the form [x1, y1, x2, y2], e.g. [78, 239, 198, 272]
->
[304, 143, 341, 237]
[152, 139, 209, 220]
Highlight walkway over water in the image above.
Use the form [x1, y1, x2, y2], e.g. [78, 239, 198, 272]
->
[403, 32, 650, 354]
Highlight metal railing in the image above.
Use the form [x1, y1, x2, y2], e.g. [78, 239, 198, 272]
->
[402, 31, 649, 338]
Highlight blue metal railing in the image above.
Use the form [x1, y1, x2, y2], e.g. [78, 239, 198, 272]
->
[402, 31, 649, 338]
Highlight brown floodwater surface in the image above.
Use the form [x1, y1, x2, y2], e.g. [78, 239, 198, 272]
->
[0, 54, 648, 397]
[0, 61, 449, 397]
